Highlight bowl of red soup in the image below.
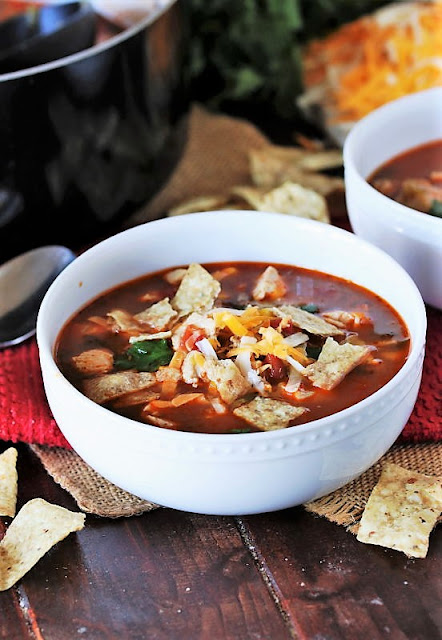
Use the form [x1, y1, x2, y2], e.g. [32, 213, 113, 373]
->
[36, 210, 426, 515]
[344, 87, 442, 310]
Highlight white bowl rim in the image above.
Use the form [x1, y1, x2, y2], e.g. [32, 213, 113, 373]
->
[343, 87, 442, 241]
[37, 210, 427, 446]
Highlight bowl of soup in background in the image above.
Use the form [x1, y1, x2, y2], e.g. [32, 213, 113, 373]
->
[343, 87, 442, 310]
[0, 0, 190, 263]
[36, 210, 427, 515]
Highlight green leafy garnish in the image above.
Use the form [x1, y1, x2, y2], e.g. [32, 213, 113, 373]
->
[428, 200, 442, 219]
[114, 339, 173, 372]
[299, 303, 319, 313]
[306, 344, 322, 360]
[230, 428, 252, 434]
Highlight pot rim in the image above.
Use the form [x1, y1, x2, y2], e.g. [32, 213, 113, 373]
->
[0, 0, 178, 83]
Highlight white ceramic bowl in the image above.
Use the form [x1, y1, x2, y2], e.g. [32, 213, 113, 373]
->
[36, 211, 426, 515]
[343, 87, 442, 310]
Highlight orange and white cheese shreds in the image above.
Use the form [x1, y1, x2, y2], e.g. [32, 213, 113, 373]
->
[302, 1, 442, 124]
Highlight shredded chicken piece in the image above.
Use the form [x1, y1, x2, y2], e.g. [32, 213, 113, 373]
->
[163, 268, 187, 285]
[321, 309, 372, 330]
[71, 348, 114, 377]
[396, 179, 442, 213]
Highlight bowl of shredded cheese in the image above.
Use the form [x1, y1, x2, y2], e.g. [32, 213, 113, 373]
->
[298, 0, 442, 145]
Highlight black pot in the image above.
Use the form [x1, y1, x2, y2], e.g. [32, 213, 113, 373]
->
[0, 0, 190, 262]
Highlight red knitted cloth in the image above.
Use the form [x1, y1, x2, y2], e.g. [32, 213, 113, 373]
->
[0, 307, 440, 449]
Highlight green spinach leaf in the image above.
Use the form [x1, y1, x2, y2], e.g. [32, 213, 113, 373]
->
[114, 339, 173, 372]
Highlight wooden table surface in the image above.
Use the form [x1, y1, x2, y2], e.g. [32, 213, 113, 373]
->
[1, 440, 441, 640]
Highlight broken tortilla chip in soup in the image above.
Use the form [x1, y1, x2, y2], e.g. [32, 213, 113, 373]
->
[233, 396, 307, 431]
[356, 463, 442, 558]
[0, 498, 85, 591]
[0, 448, 18, 518]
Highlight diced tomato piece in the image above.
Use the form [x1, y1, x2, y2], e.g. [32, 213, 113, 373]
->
[181, 325, 207, 352]
[270, 317, 282, 329]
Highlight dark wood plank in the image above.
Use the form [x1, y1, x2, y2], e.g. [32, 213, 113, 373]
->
[240, 508, 442, 640]
[0, 443, 39, 640]
[3, 444, 291, 640]
[0, 520, 37, 640]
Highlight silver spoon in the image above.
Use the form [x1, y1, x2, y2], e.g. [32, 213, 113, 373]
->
[0, 245, 75, 349]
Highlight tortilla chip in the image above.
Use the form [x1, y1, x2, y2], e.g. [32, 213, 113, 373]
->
[171, 263, 221, 317]
[356, 463, 442, 558]
[82, 371, 156, 404]
[135, 298, 177, 332]
[106, 309, 140, 333]
[230, 185, 268, 210]
[295, 149, 343, 171]
[249, 148, 344, 194]
[128, 331, 172, 343]
[248, 147, 304, 188]
[252, 145, 307, 164]
[0, 448, 18, 518]
[204, 359, 251, 404]
[305, 337, 373, 390]
[0, 498, 85, 591]
[168, 194, 230, 216]
[252, 266, 287, 301]
[232, 181, 330, 223]
[273, 306, 344, 337]
[112, 389, 160, 408]
[259, 182, 330, 223]
[233, 396, 307, 431]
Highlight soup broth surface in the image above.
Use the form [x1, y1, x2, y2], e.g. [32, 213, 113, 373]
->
[55, 261, 410, 434]
[368, 139, 442, 217]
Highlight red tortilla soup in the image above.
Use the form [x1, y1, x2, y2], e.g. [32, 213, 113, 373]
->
[368, 139, 442, 218]
[55, 262, 410, 434]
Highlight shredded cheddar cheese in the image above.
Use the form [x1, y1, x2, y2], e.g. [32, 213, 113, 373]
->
[302, 1, 442, 124]
[228, 326, 310, 365]
[214, 311, 250, 337]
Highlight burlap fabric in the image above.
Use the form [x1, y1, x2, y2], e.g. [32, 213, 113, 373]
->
[29, 442, 442, 527]
[28, 104, 441, 526]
